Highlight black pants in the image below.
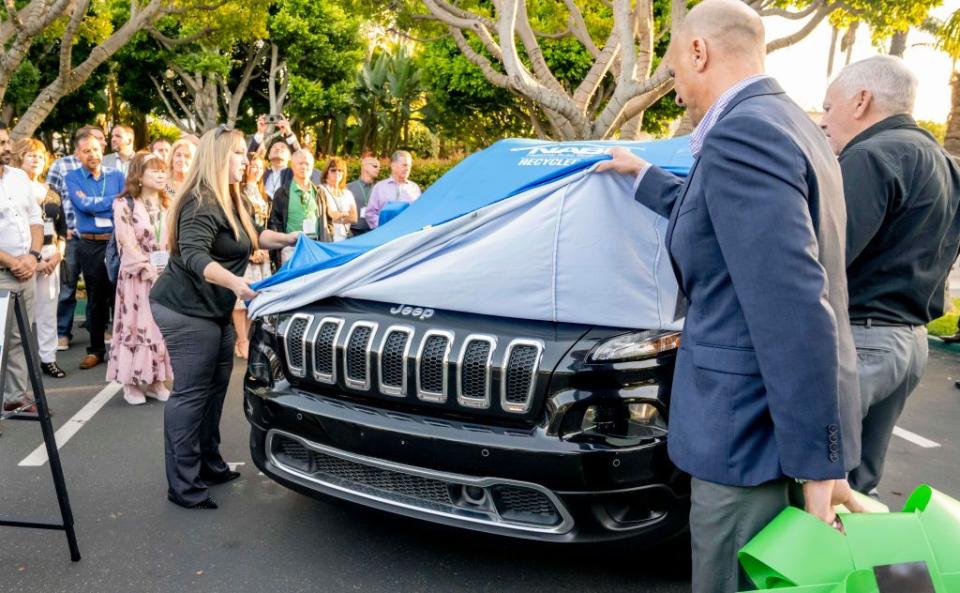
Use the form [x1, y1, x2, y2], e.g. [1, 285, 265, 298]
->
[76, 238, 115, 356]
[151, 302, 234, 505]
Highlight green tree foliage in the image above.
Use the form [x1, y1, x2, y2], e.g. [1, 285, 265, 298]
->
[348, 44, 426, 156]
[267, 0, 365, 149]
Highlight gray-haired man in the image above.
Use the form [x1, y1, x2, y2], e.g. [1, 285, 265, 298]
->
[364, 150, 420, 229]
[821, 55, 960, 497]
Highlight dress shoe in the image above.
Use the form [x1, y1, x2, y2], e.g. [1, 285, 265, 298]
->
[200, 470, 241, 485]
[56, 337, 70, 351]
[79, 354, 104, 369]
[3, 399, 37, 414]
[942, 333, 960, 344]
[41, 362, 66, 378]
[168, 495, 218, 509]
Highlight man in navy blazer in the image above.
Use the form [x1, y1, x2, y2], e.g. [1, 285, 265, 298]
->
[599, 1, 862, 591]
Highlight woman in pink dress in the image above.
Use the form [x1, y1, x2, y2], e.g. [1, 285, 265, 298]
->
[107, 152, 174, 405]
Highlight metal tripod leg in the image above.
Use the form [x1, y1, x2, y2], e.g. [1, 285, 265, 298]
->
[9, 291, 81, 561]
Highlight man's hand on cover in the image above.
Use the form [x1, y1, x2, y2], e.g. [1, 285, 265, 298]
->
[803, 478, 865, 533]
[594, 147, 650, 176]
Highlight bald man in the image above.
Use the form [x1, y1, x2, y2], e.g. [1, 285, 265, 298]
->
[599, 1, 862, 591]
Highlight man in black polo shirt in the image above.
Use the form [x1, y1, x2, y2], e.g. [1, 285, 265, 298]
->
[821, 55, 960, 497]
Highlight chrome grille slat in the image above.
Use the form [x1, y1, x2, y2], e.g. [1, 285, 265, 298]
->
[500, 340, 544, 414]
[344, 321, 377, 390]
[457, 335, 496, 409]
[416, 330, 454, 403]
[281, 314, 313, 378]
[311, 317, 344, 384]
[377, 325, 414, 397]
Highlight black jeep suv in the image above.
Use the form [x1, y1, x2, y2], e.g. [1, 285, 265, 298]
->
[244, 297, 688, 542]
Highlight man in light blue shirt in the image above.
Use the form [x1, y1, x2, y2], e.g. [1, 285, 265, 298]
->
[364, 150, 421, 229]
[64, 130, 124, 369]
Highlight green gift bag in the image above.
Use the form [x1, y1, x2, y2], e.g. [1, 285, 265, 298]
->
[737, 485, 960, 593]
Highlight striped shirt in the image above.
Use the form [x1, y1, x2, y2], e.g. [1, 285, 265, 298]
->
[688, 74, 770, 156]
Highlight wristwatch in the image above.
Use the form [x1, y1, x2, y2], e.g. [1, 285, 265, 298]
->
[29, 249, 42, 262]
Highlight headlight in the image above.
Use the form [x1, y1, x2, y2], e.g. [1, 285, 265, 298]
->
[588, 331, 681, 363]
[246, 317, 284, 390]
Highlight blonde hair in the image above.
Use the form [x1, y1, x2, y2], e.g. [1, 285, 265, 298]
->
[167, 128, 259, 254]
[12, 138, 59, 206]
[167, 138, 196, 175]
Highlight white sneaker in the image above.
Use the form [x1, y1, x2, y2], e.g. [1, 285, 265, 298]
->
[123, 386, 146, 405]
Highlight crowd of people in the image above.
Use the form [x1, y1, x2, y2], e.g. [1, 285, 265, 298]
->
[0, 116, 423, 507]
[2, 0, 959, 587]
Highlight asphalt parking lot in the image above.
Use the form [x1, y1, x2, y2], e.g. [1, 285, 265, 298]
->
[1, 332, 959, 593]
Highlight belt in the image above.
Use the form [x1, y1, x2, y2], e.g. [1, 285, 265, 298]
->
[850, 318, 911, 328]
[79, 233, 112, 241]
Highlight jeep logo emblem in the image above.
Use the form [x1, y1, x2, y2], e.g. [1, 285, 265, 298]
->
[390, 304, 434, 321]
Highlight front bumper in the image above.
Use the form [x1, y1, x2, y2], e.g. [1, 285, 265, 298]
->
[246, 384, 689, 543]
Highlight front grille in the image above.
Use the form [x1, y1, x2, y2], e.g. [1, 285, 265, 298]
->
[458, 337, 494, 409]
[379, 328, 411, 396]
[283, 315, 311, 378]
[312, 319, 342, 383]
[491, 485, 561, 526]
[417, 332, 452, 402]
[273, 435, 453, 511]
[267, 431, 573, 535]
[345, 323, 376, 389]
[283, 312, 545, 417]
[501, 342, 542, 413]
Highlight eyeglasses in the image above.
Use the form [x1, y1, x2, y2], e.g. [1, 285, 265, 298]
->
[329, 168, 342, 172]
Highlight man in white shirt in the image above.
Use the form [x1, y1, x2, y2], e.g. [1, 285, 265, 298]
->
[101, 125, 135, 176]
[0, 123, 43, 412]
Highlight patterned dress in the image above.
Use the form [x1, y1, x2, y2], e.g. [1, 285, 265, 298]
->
[106, 197, 173, 387]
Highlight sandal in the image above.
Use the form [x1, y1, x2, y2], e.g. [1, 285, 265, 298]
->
[41, 362, 66, 378]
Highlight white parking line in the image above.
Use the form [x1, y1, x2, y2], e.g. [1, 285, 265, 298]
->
[893, 426, 941, 449]
[18, 383, 122, 467]
[227, 462, 245, 471]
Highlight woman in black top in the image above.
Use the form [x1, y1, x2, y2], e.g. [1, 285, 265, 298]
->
[150, 127, 298, 510]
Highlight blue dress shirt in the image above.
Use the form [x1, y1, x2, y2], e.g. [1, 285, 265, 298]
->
[64, 167, 125, 235]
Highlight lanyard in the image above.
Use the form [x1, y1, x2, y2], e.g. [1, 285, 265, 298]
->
[358, 182, 371, 205]
[86, 172, 107, 198]
[152, 207, 164, 243]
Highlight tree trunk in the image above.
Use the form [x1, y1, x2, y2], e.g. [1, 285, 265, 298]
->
[673, 111, 693, 137]
[945, 67, 960, 156]
[11, 0, 166, 140]
[841, 22, 859, 67]
[619, 112, 645, 140]
[827, 27, 839, 78]
[889, 30, 908, 58]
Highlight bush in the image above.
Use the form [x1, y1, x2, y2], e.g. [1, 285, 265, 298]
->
[928, 297, 960, 337]
[331, 156, 464, 192]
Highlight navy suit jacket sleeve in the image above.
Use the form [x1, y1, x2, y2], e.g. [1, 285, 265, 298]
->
[699, 116, 844, 481]
[633, 166, 685, 218]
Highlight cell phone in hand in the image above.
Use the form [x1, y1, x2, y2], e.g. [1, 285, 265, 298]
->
[265, 114, 284, 124]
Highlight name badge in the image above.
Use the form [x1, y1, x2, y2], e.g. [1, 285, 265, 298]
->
[302, 218, 317, 236]
[94, 216, 113, 228]
[43, 221, 55, 236]
[360, 207, 367, 217]
[150, 250, 170, 270]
